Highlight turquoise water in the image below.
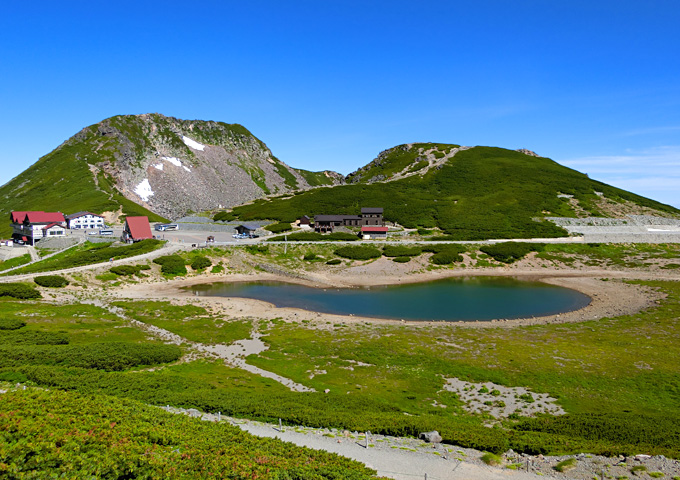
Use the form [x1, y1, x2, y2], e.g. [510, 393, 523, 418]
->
[190, 277, 590, 322]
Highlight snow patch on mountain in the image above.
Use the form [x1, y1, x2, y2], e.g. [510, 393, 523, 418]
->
[182, 136, 206, 151]
[134, 178, 154, 201]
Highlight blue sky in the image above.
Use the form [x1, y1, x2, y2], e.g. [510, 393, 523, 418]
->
[1, 1, 679, 207]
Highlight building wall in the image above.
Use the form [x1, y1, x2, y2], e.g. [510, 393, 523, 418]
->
[68, 215, 105, 229]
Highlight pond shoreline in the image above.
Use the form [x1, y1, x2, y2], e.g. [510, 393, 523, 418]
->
[113, 267, 664, 328]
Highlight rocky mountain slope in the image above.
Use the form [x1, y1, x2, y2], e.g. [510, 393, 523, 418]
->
[0, 114, 341, 235]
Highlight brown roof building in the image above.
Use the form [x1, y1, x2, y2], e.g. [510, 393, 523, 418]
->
[123, 216, 153, 242]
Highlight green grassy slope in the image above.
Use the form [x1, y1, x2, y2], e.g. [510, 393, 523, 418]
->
[0, 119, 166, 238]
[232, 145, 680, 240]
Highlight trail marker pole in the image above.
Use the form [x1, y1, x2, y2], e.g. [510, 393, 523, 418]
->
[217, 411, 221, 422]
[279, 418, 283, 431]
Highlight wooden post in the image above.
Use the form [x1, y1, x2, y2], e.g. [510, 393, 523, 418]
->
[217, 411, 221, 422]
[365, 432, 369, 448]
[284, 235, 287, 254]
[279, 418, 283, 431]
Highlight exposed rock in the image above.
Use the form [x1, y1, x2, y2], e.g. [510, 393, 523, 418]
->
[516, 148, 541, 157]
[418, 431, 442, 443]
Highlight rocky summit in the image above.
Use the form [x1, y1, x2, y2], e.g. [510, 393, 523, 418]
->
[0, 114, 341, 229]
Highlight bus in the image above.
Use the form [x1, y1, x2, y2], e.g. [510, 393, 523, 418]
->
[155, 224, 179, 232]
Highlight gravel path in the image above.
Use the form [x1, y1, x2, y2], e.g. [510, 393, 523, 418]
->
[165, 406, 543, 480]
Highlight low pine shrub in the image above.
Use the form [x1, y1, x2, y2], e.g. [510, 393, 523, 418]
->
[430, 250, 463, 264]
[211, 264, 224, 273]
[153, 255, 187, 276]
[245, 245, 269, 255]
[383, 245, 422, 257]
[0, 318, 26, 330]
[33, 275, 69, 288]
[190, 256, 212, 271]
[0, 330, 69, 345]
[334, 246, 382, 260]
[0, 342, 181, 371]
[213, 211, 236, 222]
[481, 452, 502, 466]
[554, 458, 577, 472]
[266, 222, 293, 234]
[479, 243, 544, 264]
[268, 232, 358, 242]
[392, 256, 411, 263]
[0, 283, 41, 299]
[110, 265, 139, 276]
[326, 259, 342, 265]
[303, 253, 317, 261]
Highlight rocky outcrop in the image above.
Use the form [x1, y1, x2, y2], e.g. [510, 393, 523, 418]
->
[56, 114, 343, 219]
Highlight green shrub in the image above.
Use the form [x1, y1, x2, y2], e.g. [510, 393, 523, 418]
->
[630, 466, 647, 473]
[479, 243, 544, 264]
[0, 318, 26, 330]
[554, 458, 577, 472]
[190, 256, 212, 271]
[0, 342, 181, 371]
[245, 245, 269, 255]
[649, 473, 665, 478]
[211, 264, 224, 273]
[266, 222, 293, 234]
[110, 265, 140, 276]
[392, 256, 411, 263]
[213, 211, 236, 222]
[326, 259, 342, 265]
[0, 330, 69, 345]
[334, 246, 382, 260]
[383, 245, 422, 257]
[33, 275, 69, 288]
[417, 228, 432, 235]
[481, 452, 502, 466]
[303, 253, 317, 261]
[430, 250, 463, 264]
[153, 255, 187, 276]
[0, 283, 41, 299]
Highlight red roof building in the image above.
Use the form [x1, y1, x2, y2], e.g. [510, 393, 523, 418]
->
[123, 216, 153, 242]
[24, 212, 65, 224]
[361, 226, 388, 239]
[10, 211, 66, 243]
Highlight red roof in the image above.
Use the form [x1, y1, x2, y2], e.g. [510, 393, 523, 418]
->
[43, 223, 64, 230]
[10, 211, 30, 223]
[361, 226, 388, 232]
[24, 211, 65, 224]
[125, 216, 153, 240]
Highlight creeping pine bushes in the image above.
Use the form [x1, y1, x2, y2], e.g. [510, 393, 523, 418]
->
[190, 256, 212, 271]
[213, 211, 236, 222]
[110, 264, 151, 276]
[153, 255, 187, 276]
[421, 244, 465, 265]
[0, 318, 27, 330]
[265, 222, 293, 234]
[0, 342, 182, 371]
[0, 283, 41, 299]
[480, 242, 544, 264]
[382, 245, 422, 257]
[326, 259, 342, 265]
[334, 246, 382, 260]
[33, 275, 69, 288]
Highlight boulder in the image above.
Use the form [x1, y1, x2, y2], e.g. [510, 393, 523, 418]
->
[419, 431, 442, 443]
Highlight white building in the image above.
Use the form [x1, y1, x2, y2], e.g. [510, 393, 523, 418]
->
[66, 211, 106, 230]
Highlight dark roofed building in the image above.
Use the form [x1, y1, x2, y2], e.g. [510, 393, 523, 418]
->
[123, 216, 153, 242]
[360, 207, 383, 226]
[314, 215, 361, 233]
[235, 224, 260, 235]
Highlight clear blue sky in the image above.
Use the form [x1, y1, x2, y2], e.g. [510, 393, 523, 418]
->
[1, 1, 679, 207]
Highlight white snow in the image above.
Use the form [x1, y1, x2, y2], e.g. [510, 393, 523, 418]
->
[183, 165, 191, 172]
[162, 156, 183, 167]
[153, 164, 164, 171]
[134, 179, 154, 202]
[182, 135, 206, 151]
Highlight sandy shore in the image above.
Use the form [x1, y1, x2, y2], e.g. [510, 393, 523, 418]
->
[112, 264, 670, 328]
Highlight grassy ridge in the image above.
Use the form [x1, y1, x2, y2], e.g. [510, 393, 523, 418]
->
[232, 146, 679, 240]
